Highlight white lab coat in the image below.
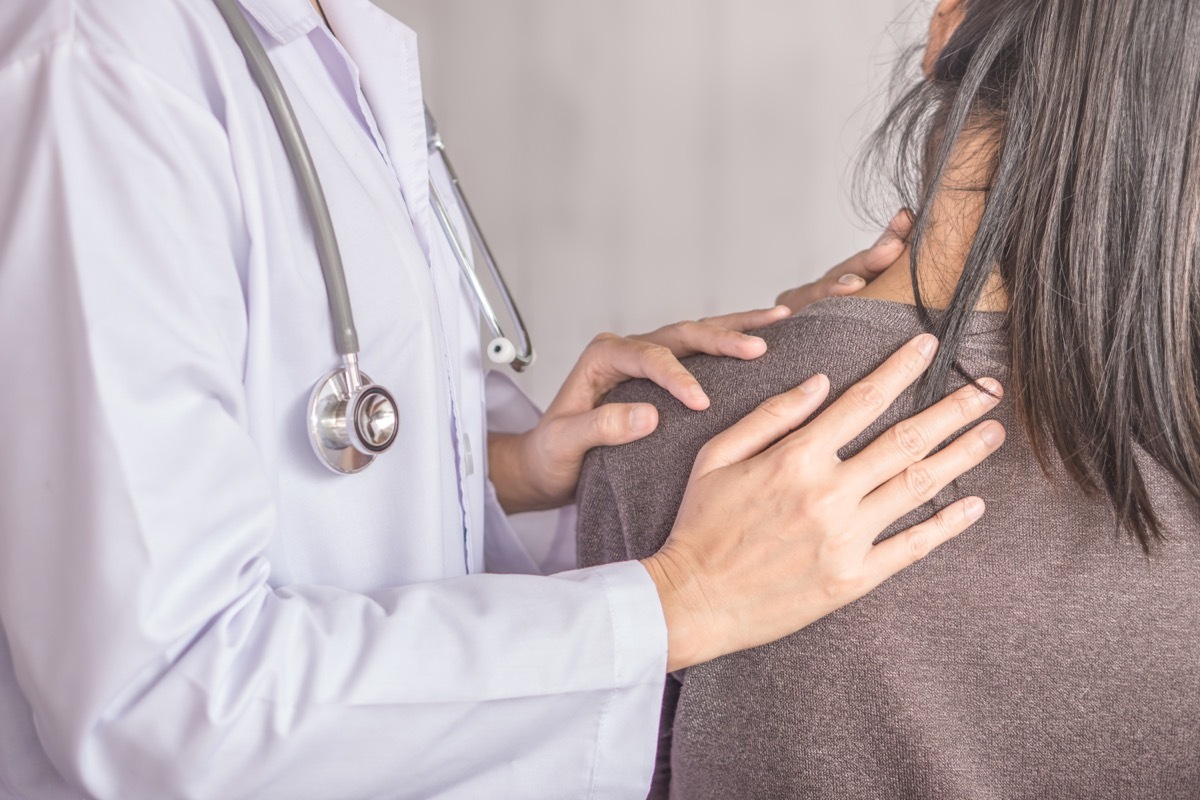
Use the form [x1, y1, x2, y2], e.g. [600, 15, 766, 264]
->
[0, 0, 666, 797]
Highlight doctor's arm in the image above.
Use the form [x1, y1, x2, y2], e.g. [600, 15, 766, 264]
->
[0, 44, 671, 800]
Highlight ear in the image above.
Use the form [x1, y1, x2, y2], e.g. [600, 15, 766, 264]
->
[923, 0, 969, 78]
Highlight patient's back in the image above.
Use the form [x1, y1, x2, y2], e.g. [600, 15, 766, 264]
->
[577, 297, 1200, 800]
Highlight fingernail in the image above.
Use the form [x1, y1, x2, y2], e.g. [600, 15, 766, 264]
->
[915, 334, 939, 359]
[979, 421, 1006, 447]
[838, 274, 865, 287]
[799, 373, 826, 394]
[742, 337, 768, 358]
[771, 305, 791, 316]
[630, 404, 656, 434]
[964, 497, 986, 521]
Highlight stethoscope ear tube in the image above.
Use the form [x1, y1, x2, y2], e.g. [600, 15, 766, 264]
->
[214, 0, 401, 475]
[425, 108, 536, 372]
[212, 0, 359, 359]
[215, 0, 535, 475]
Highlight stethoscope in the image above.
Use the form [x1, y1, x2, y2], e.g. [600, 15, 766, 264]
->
[212, 0, 534, 475]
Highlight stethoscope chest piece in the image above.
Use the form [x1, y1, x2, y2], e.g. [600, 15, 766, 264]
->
[308, 366, 400, 474]
[213, 0, 534, 475]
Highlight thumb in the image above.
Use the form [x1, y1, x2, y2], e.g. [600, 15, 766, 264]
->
[568, 403, 660, 451]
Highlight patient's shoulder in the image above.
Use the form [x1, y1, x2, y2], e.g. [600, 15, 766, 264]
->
[578, 298, 943, 562]
[605, 297, 932, 433]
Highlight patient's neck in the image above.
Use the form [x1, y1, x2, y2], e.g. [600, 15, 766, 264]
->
[857, 133, 1008, 312]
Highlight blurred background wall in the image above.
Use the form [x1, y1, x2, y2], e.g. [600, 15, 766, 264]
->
[375, 0, 930, 405]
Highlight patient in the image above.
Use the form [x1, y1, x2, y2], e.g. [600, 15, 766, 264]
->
[577, 0, 1200, 797]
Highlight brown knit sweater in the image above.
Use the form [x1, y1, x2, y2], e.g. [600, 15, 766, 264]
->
[577, 297, 1200, 800]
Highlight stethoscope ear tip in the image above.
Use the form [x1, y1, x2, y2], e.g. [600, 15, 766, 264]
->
[487, 338, 518, 365]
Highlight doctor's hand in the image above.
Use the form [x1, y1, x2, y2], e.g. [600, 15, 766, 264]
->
[489, 306, 793, 514]
[775, 210, 912, 314]
[641, 334, 1006, 672]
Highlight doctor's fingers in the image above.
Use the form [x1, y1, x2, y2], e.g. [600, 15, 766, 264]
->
[849, 209, 913, 275]
[857, 419, 1005, 533]
[774, 333, 939, 456]
[576, 335, 715, 412]
[559, 402, 663, 451]
[561, 311, 792, 419]
[634, 311, 788, 361]
[860, 496, 987, 592]
[696, 306, 793, 336]
[838, 378, 1003, 492]
[776, 210, 912, 313]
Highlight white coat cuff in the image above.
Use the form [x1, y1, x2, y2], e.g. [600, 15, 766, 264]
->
[566, 559, 668, 796]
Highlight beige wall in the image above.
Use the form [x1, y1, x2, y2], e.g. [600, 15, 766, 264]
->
[375, 0, 927, 405]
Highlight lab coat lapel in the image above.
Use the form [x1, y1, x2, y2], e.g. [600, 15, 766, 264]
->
[321, 0, 434, 259]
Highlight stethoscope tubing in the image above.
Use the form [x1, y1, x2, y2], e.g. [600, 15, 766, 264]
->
[426, 125, 535, 371]
[211, 0, 360, 362]
[214, 0, 534, 472]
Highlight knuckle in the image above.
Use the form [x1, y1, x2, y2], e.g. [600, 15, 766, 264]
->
[954, 383, 990, 416]
[801, 487, 841, 522]
[953, 428, 993, 463]
[589, 409, 622, 441]
[821, 566, 866, 603]
[589, 332, 619, 347]
[781, 438, 817, 471]
[659, 321, 687, 338]
[903, 465, 939, 501]
[696, 434, 732, 466]
[949, 502, 971, 529]
[758, 394, 793, 422]
[906, 530, 931, 561]
[953, 391, 979, 420]
[644, 343, 674, 361]
[968, 430, 993, 458]
[848, 381, 887, 413]
[584, 333, 620, 361]
[933, 508, 957, 537]
[888, 421, 929, 459]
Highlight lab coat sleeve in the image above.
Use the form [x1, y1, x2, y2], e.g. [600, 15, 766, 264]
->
[0, 40, 665, 800]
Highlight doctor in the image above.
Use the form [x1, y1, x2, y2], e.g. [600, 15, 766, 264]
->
[0, 0, 1004, 797]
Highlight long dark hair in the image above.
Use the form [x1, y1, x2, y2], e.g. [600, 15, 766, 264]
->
[861, 0, 1200, 550]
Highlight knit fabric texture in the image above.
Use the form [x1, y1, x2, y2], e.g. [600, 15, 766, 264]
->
[577, 296, 1200, 800]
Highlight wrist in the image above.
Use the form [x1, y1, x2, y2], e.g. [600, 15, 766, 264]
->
[640, 550, 717, 672]
[487, 431, 559, 515]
